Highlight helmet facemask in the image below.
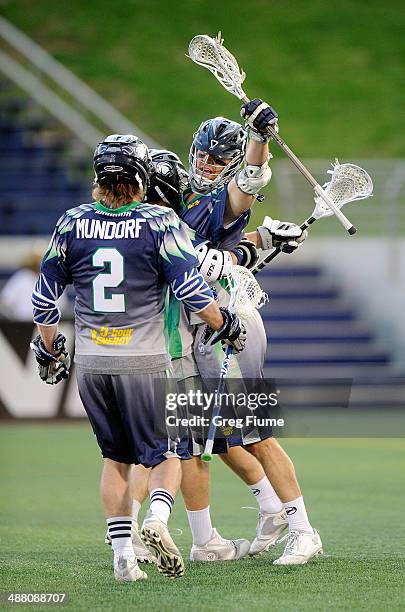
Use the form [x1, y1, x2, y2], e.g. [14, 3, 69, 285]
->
[189, 148, 242, 193]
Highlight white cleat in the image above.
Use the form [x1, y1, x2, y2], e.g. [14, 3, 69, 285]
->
[190, 528, 250, 561]
[141, 512, 184, 579]
[249, 509, 288, 556]
[273, 529, 323, 565]
[105, 522, 156, 564]
[131, 521, 157, 564]
[113, 556, 148, 582]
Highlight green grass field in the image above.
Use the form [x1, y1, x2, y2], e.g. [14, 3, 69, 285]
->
[0, 424, 404, 611]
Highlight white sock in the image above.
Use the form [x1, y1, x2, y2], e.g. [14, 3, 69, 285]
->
[106, 516, 135, 561]
[186, 506, 213, 546]
[150, 489, 174, 525]
[284, 496, 313, 533]
[132, 499, 141, 523]
[249, 476, 283, 513]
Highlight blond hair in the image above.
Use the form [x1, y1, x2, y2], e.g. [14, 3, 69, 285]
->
[92, 183, 143, 208]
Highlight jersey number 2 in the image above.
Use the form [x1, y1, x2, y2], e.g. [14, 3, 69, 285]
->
[92, 248, 125, 312]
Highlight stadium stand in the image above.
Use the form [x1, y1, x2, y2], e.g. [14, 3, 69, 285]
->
[261, 264, 405, 409]
[0, 82, 90, 235]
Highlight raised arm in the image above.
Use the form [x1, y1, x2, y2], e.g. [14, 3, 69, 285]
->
[226, 99, 278, 221]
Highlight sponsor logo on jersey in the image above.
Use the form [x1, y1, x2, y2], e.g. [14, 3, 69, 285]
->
[187, 199, 201, 210]
[76, 218, 146, 240]
[91, 327, 133, 346]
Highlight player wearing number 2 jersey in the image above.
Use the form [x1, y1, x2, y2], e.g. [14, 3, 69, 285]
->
[30, 135, 246, 583]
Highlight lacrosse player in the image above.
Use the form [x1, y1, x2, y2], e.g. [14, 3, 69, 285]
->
[181, 104, 323, 566]
[30, 135, 247, 582]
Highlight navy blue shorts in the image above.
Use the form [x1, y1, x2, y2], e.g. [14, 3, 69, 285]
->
[76, 369, 192, 467]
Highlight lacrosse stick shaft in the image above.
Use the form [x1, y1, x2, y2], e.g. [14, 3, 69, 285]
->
[252, 217, 316, 275]
[240, 92, 356, 235]
[201, 344, 233, 462]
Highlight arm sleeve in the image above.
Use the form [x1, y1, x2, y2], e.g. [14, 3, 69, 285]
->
[32, 214, 71, 324]
[170, 267, 214, 313]
[32, 273, 65, 325]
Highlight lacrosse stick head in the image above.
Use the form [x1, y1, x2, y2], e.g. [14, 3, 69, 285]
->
[313, 161, 374, 220]
[225, 265, 269, 319]
[188, 32, 247, 100]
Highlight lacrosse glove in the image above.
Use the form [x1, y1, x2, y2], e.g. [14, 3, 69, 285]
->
[202, 307, 247, 353]
[257, 216, 308, 254]
[241, 98, 278, 143]
[30, 333, 71, 384]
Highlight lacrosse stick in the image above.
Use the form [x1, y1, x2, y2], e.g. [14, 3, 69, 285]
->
[188, 33, 357, 235]
[201, 266, 268, 461]
[251, 161, 374, 274]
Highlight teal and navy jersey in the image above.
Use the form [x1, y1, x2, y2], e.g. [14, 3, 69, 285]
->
[32, 200, 213, 372]
[180, 185, 251, 250]
[164, 183, 251, 360]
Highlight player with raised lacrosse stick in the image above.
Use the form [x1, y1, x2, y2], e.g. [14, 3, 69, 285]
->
[180, 113, 326, 564]
[185, 34, 377, 562]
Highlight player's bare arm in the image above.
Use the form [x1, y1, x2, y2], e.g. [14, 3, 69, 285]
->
[226, 139, 269, 221]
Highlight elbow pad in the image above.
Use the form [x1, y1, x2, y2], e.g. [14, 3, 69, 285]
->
[235, 161, 272, 195]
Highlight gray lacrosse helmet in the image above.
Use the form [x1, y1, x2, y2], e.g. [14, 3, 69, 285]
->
[189, 117, 247, 193]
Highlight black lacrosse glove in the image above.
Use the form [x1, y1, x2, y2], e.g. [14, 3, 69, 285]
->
[241, 98, 278, 142]
[202, 307, 247, 353]
[232, 239, 259, 270]
[30, 333, 71, 385]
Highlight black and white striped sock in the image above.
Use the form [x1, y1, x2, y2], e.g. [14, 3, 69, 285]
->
[150, 489, 174, 525]
[106, 516, 135, 561]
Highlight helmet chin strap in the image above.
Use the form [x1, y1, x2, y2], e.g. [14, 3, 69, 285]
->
[155, 186, 171, 205]
[190, 174, 215, 194]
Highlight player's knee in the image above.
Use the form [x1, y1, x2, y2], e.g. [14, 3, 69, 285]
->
[245, 438, 278, 459]
[244, 441, 265, 458]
